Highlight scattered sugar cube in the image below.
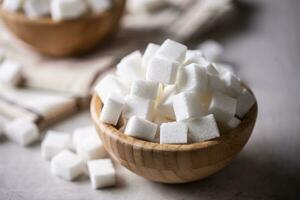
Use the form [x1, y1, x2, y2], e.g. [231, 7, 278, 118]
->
[87, 159, 116, 189]
[72, 126, 96, 149]
[4, 118, 39, 146]
[24, 0, 50, 19]
[188, 114, 220, 142]
[183, 50, 204, 66]
[41, 130, 71, 160]
[76, 131, 106, 161]
[208, 92, 237, 124]
[123, 95, 154, 120]
[51, 150, 85, 181]
[100, 93, 124, 125]
[156, 84, 177, 120]
[51, 0, 88, 21]
[236, 88, 256, 118]
[2, 0, 23, 12]
[177, 63, 207, 93]
[125, 116, 157, 141]
[87, 0, 111, 14]
[173, 92, 205, 121]
[130, 79, 159, 100]
[95, 74, 129, 103]
[160, 122, 188, 144]
[0, 60, 22, 86]
[142, 43, 160, 72]
[227, 117, 241, 129]
[199, 40, 224, 62]
[223, 72, 242, 98]
[146, 56, 179, 84]
[116, 51, 143, 83]
[156, 39, 187, 63]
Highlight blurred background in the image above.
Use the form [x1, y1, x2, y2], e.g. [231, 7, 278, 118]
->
[0, 0, 299, 199]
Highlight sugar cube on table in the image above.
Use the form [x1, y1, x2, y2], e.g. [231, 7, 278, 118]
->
[4, 118, 39, 146]
[160, 122, 188, 144]
[95, 74, 129, 103]
[146, 56, 179, 84]
[125, 116, 157, 141]
[156, 39, 187, 63]
[222, 72, 242, 98]
[86, 0, 111, 14]
[198, 40, 224, 62]
[51, 0, 88, 21]
[2, 0, 23, 12]
[177, 63, 207, 93]
[51, 150, 85, 181]
[156, 84, 177, 120]
[236, 88, 256, 118]
[116, 51, 143, 83]
[87, 159, 116, 189]
[24, 0, 50, 19]
[72, 126, 96, 149]
[208, 92, 237, 124]
[76, 131, 106, 161]
[130, 79, 159, 100]
[187, 114, 220, 142]
[100, 93, 124, 125]
[173, 92, 205, 121]
[0, 60, 22, 86]
[41, 130, 71, 160]
[142, 43, 160, 72]
[123, 95, 154, 120]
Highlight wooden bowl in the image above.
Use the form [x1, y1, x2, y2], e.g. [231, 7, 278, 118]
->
[90, 90, 258, 184]
[0, 0, 126, 57]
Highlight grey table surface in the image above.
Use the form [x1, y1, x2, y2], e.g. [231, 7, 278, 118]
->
[1, 0, 300, 199]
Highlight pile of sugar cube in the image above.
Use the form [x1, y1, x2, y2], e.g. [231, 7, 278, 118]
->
[1, 117, 116, 189]
[2, 0, 112, 21]
[96, 39, 256, 144]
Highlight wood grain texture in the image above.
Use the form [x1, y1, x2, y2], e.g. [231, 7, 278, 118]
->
[0, 0, 126, 57]
[90, 90, 258, 183]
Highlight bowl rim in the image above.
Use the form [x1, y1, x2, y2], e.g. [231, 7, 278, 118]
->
[91, 86, 258, 152]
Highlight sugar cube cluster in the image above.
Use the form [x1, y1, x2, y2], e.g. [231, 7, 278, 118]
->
[96, 39, 256, 144]
[1, 0, 112, 21]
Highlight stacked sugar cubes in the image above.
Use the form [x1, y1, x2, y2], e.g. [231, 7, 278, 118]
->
[96, 39, 256, 144]
[1, 0, 112, 20]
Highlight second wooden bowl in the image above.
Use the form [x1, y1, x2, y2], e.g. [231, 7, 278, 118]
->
[0, 0, 126, 56]
[91, 89, 257, 184]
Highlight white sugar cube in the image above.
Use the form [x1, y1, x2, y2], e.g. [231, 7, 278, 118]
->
[208, 92, 237, 124]
[51, 0, 87, 21]
[87, 159, 115, 189]
[206, 63, 219, 75]
[223, 72, 242, 98]
[142, 43, 160, 72]
[100, 93, 124, 125]
[4, 118, 39, 146]
[156, 39, 187, 63]
[160, 122, 188, 144]
[2, 0, 23, 12]
[188, 114, 219, 142]
[173, 92, 204, 121]
[123, 95, 154, 120]
[87, 0, 111, 14]
[116, 51, 143, 83]
[215, 63, 234, 75]
[76, 131, 106, 161]
[51, 150, 85, 181]
[130, 79, 159, 100]
[41, 130, 71, 160]
[24, 0, 50, 19]
[207, 72, 226, 93]
[199, 40, 224, 62]
[177, 63, 207, 93]
[0, 60, 22, 86]
[156, 84, 177, 120]
[146, 56, 179, 84]
[236, 88, 256, 118]
[227, 117, 241, 129]
[72, 126, 96, 149]
[95, 74, 129, 103]
[125, 116, 157, 141]
[183, 50, 205, 66]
